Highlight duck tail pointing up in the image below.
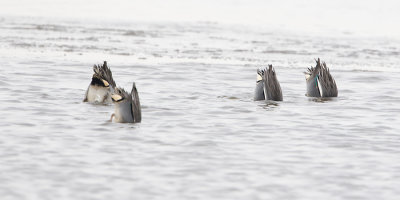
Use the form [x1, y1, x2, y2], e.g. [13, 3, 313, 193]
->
[317, 61, 338, 97]
[131, 82, 142, 123]
[93, 61, 116, 88]
[263, 65, 283, 101]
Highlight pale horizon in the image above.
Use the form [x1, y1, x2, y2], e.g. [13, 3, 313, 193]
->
[1, 0, 400, 38]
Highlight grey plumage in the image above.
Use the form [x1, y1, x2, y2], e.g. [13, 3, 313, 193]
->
[254, 65, 283, 101]
[111, 82, 142, 123]
[254, 69, 266, 101]
[304, 58, 338, 97]
[83, 61, 116, 103]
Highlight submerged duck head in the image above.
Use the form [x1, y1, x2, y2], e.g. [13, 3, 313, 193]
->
[84, 61, 116, 103]
[110, 83, 141, 123]
[111, 87, 130, 103]
[91, 74, 110, 88]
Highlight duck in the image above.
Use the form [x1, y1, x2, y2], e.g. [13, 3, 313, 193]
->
[110, 82, 142, 123]
[254, 65, 283, 101]
[304, 58, 338, 97]
[83, 61, 116, 104]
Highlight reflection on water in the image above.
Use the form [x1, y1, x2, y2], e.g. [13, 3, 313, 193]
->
[217, 96, 240, 100]
[308, 97, 338, 103]
[257, 100, 280, 110]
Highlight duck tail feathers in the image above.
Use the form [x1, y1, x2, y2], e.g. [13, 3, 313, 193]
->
[131, 82, 142, 123]
[317, 61, 338, 97]
[263, 65, 283, 101]
[93, 61, 116, 87]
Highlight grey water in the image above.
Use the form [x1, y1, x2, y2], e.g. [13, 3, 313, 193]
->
[1, 15, 400, 200]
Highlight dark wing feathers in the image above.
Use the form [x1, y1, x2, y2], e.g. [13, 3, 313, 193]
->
[263, 65, 283, 101]
[318, 62, 338, 97]
[131, 82, 142, 123]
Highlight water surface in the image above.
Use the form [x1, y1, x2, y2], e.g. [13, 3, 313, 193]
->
[0, 15, 400, 200]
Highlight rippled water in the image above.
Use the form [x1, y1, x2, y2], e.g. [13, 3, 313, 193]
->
[1, 16, 400, 200]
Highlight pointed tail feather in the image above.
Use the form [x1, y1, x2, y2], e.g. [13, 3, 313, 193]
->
[318, 62, 338, 97]
[305, 58, 338, 97]
[131, 82, 142, 123]
[93, 61, 116, 88]
[263, 65, 283, 101]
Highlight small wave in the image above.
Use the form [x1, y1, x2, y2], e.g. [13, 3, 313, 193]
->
[251, 40, 268, 44]
[351, 75, 386, 83]
[233, 49, 251, 52]
[0, 80, 10, 86]
[12, 42, 36, 48]
[116, 52, 131, 56]
[7, 23, 70, 32]
[123, 30, 158, 37]
[184, 140, 218, 147]
[15, 122, 36, 127]
[337, 51, 359, 58]
[362, 49, 400, 56]
[80, 37, 99, 42]
[217, 95, 239, 100]
[35, 24, 67, 32]
[262, 50, 311, 55]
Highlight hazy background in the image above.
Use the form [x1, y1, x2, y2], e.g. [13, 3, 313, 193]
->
[1, 0, 400, 38]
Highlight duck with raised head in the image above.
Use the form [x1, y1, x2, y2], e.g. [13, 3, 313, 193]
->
[254, 65, 283, 101]
[110, 82, 142, 123]
[83, 61, 116, 104]
[304, 58, 338, 97]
